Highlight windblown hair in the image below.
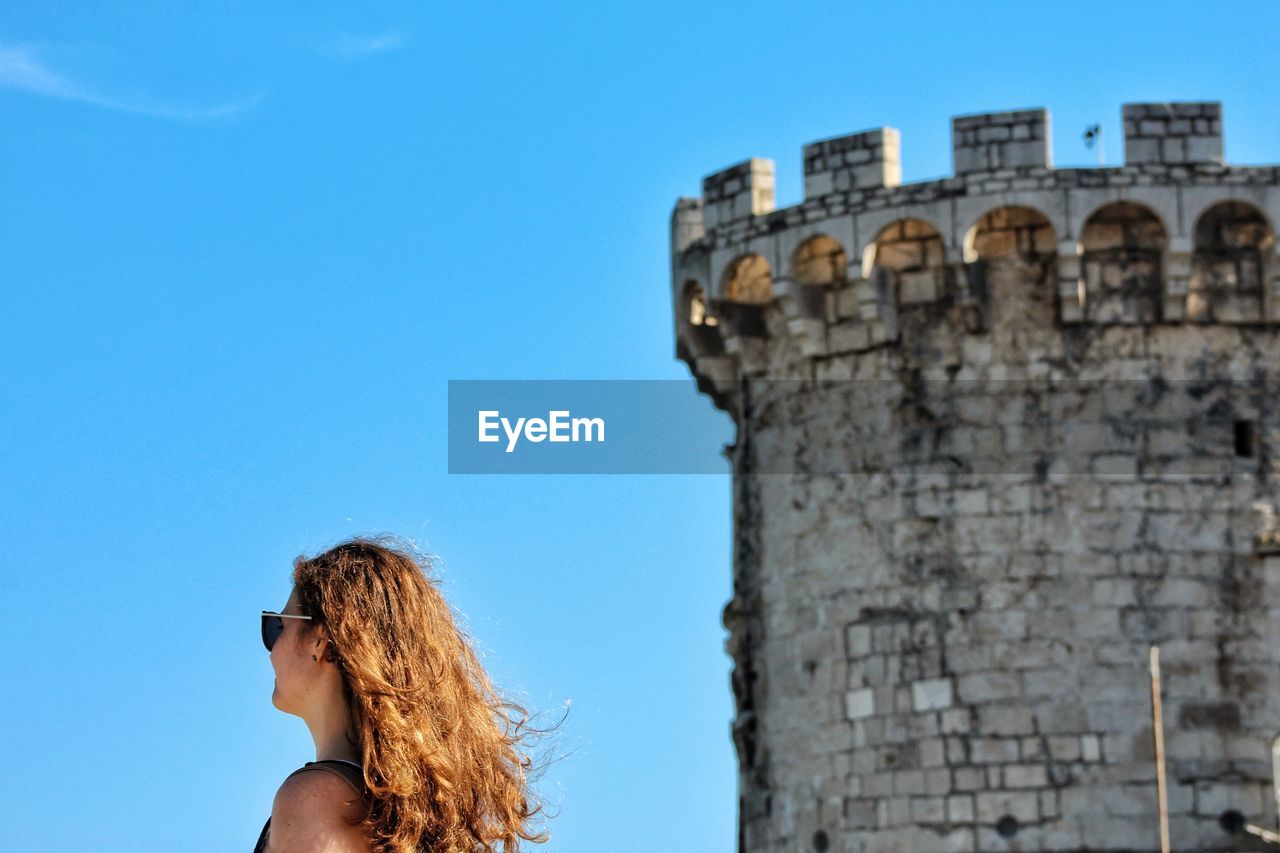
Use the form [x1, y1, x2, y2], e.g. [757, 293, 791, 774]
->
[291, 534, 552, 852]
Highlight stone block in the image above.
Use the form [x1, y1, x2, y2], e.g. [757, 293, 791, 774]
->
[912, 677, 954, 711]
[1003, 764, 1049, 788]
[846, 687, 875, 719]
[947, 794, 975, 823]
[971, 737, 1019, 763]
[976, 790, 1040, 823]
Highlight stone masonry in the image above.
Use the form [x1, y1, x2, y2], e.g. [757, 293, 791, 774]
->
[668, 103, 1280, 852]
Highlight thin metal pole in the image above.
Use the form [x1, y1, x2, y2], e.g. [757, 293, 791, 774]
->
[1272, 737, 1280, 838]
[1097, 126, 1105, 167]
[1244, 823, 1280, 844]
[1151, 646, 1170, 853]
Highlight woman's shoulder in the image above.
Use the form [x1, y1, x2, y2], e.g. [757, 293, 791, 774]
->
[268, 765, 370, 852]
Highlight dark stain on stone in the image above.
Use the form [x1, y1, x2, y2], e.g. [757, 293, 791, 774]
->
[1178, 701, 1241, 730]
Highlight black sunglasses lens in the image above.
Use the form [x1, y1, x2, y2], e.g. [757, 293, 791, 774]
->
[262, 614, 284, 651]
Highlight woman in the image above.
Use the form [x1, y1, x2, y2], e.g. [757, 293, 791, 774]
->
[254, 535, 550, 852]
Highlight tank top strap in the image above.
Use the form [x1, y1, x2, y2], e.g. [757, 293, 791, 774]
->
[287, 760, 369, 799]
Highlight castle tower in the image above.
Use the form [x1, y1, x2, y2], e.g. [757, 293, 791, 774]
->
[668, 103, 1280, 852]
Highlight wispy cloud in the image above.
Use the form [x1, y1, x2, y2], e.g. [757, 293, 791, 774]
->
[326, 30, 407, 60]
[0, 43, 265, 121]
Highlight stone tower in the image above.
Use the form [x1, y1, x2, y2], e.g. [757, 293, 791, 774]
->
[668, 103, 1280, 852]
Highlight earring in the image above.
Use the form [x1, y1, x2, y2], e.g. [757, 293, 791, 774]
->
[312, 654, 318, 661]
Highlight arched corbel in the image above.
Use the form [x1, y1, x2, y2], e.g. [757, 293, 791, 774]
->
[1268, 245, 1280, 323]
[1056, 239, 1085, 324]
[1163, 236, 1194, 322]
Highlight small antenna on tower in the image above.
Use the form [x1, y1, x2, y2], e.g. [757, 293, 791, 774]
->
[1083, 123, 1104, 166]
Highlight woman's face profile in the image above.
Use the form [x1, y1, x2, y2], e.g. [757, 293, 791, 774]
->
[269, 587, 314, 715]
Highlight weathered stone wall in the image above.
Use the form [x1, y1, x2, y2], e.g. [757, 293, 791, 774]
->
[670, 102, 1280, 853]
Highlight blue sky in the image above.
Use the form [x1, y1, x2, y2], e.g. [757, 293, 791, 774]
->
[0, 3, 1275, 851]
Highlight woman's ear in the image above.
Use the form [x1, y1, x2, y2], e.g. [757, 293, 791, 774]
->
[309, 627, 330, 662]
[311, 626, 341, 665]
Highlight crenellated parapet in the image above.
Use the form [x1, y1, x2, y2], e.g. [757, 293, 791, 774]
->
[670, 101, 1280, 412]
[1123, 102, 1223, 165]
[952, 108, 1051, 174]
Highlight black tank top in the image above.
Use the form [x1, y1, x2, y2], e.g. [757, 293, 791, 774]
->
[252, 759, 369, 853]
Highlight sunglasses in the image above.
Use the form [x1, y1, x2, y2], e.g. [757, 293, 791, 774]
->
[261, 610, 313, 652]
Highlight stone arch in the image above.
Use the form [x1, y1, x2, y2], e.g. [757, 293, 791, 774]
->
[720, 253, 774, 305]
[863, 218, 946, 276]
[1188, 200, 1275, 323]
[1079, 201, 1167, 323]
[963, 205, 1057, 263]
[790, 234, 848, 286]
[864, 218, 947, 313]
[962, 206, 1058, 330]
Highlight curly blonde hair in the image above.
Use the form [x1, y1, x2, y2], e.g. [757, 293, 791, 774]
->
[291, 534, 552, 852]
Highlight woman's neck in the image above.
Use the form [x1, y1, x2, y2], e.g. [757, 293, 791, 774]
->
[303, 691, 362, 764]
